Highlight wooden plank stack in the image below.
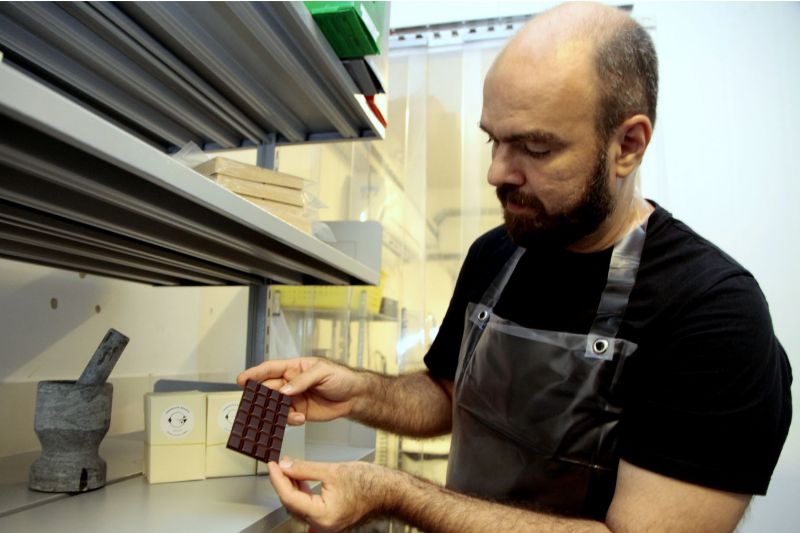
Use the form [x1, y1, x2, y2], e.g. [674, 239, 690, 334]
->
[193, 157, 311, 234]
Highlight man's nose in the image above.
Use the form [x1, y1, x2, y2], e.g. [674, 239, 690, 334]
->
[487, 143, 525, 188]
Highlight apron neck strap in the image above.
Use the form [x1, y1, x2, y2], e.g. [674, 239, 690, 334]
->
[481, 247, 526, 309]
[589, 220, 648, 339]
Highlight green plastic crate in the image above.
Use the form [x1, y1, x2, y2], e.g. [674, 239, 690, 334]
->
[306, 1, 386, 59]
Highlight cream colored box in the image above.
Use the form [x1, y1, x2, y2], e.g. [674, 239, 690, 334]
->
[144, 391, 206, 484]
[206, 391, 256, 478]
[257, 424, 305, 475]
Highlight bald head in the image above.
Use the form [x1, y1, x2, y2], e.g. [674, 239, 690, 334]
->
[498, 2, 631, 60]
[488, 2, 658, 144]
[524, 3, 631, 42]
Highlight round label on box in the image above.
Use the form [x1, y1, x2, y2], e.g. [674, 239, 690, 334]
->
[160, 405, 194, 438]
[218, 401, 239, 432]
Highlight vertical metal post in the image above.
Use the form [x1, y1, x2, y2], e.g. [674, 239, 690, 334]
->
[256, 134, 277, 169]
[398, 306, 408, 372]
[245, 136, 278, 370]
[340, 299, 351, 365]
[266, 289, 282, 360]
[246, 284, 268, 369]
[330, 316, 338, 361]
[356, 289, 367, 368]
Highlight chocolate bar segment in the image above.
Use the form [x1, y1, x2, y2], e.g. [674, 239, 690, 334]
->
[226, 380, 292, 463]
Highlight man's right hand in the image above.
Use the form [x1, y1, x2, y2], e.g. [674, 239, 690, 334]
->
[237, 358, 362, 426]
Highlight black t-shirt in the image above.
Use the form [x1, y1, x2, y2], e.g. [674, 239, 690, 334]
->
[424, 203, 792, 496]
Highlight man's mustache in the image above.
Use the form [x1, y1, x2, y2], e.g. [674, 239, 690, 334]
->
[496, 184, 544, 211]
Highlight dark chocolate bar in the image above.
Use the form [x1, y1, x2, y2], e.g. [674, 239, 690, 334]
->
[227, 380, 291, 463]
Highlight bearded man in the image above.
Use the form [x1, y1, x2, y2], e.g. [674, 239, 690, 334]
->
[238, 3, 792, 531]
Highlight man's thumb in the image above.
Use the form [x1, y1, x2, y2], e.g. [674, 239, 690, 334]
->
[279, 361, 327, 396]
[278, 457, 329, 482]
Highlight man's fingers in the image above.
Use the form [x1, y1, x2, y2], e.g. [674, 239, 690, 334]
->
[238, 358, 326, 396]
[267, 461, 314, 513]
[278, 361, 329, 396]
[278, 457, 333, 482]
[237, 360, 296, 386]
[262, 378, 287, 391]
[288, 412, 306, 426]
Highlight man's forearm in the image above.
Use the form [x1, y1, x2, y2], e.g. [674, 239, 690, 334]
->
[349, 370, 451, 437]
[383, 469, 609, 533]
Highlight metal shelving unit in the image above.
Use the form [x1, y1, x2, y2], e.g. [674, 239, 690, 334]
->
[0, 1, 386, 367]
[0, 2, 384, 530]
[0, 5, 384, 526]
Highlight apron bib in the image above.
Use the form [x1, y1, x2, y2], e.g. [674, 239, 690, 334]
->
[446, 223, 647, 520]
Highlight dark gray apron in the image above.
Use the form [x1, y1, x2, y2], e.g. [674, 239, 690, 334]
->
[446, 223, 647, 519]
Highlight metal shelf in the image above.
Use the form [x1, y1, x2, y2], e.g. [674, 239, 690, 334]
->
[0, 431, 374, 530]
[0, 2, 384, 150]
[0, 61, 380, 287]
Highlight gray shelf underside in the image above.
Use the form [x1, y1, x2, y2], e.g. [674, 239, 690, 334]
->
[0, 1, 383, 151]
[0, 61, 380, 287]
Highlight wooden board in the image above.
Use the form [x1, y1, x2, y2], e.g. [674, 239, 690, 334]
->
[194, 157, 305, 190]
[210, 174, 304, 207]
[240, 194, 312, 234]
[239, 194, 305, 217]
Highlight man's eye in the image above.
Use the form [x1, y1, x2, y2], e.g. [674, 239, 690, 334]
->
[523, 144, 550, 158]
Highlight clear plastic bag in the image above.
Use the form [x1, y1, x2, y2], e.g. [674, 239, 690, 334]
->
[268, 312, 299, 360]
[312, 221, 337, 242]
[170, 141, 209, 168]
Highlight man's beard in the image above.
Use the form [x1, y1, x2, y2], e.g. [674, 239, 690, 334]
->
[496, 149, 615, 249]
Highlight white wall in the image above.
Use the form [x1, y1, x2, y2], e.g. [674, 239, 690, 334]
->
[632, 3, 800, 531]
[0, 258, 247, 456]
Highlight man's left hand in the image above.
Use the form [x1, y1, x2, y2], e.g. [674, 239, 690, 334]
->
[268, 457, 391, 532]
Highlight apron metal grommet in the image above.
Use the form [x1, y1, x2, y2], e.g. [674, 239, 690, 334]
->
[592, 338, 610, 355]
[478, 310, 489, 321]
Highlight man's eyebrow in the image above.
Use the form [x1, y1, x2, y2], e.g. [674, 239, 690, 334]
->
[478, 123, 564, 145]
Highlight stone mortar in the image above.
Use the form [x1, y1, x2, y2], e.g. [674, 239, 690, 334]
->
[29, 380, 113, 493]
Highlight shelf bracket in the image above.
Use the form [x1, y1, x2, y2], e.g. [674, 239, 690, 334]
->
[256, 134, 277, 169]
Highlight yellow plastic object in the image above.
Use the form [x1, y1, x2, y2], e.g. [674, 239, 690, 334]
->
[273, 273, 384, 314]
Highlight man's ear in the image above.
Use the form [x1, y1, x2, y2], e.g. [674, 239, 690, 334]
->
[613, 114, 652, 178]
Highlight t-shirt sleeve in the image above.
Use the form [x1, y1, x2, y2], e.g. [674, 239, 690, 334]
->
[620, 274, 793, 494]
